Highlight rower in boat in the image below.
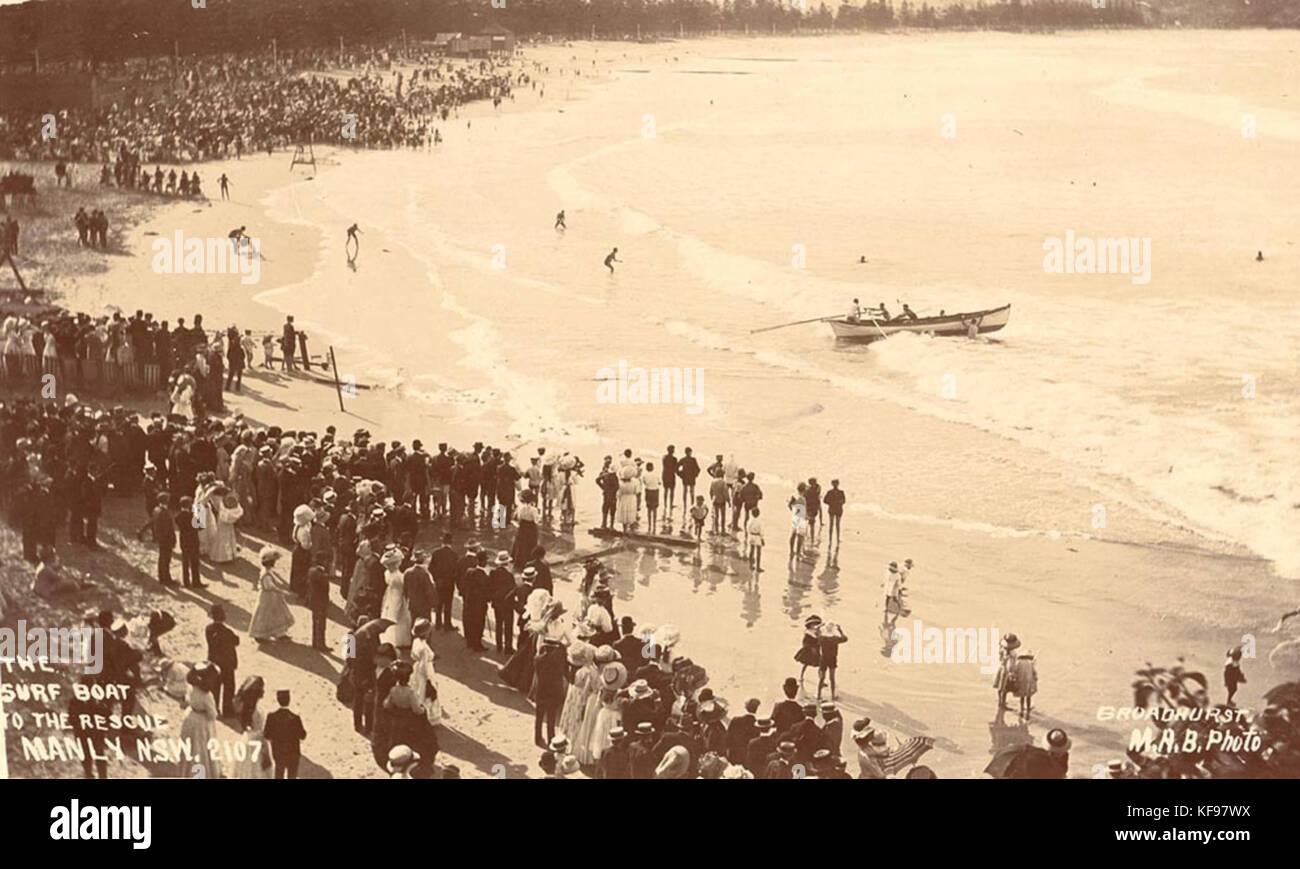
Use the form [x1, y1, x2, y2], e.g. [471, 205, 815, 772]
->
[899, 304, 918, 322]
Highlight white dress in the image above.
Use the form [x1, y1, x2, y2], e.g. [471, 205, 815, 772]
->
[410, 637, 442, 724]
[179, 687, 220, 779]
[232, 707, 270, 779]
[380, 569, 412, 647]
[170, 380, 194, 420]
[210, 502, 243, 563]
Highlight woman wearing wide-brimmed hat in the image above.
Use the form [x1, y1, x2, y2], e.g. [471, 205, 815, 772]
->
[794, 615, 823, 684]
[288, 504, 315, 598]
[179, 662, 222, 779]
[379, 544, 412, 649]
[587, 660, 629, 762]
[615, 464, 641, 531]
[559, 641, 601, 763]
[249, 547, 294, 642]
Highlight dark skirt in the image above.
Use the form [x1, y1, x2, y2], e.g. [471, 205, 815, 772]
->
[289, 543, 311, 596]
[794, 645, 821, 666]
[511, 520, 538, 568]
[500, 632, 538, 693]
[794, 634, 821, 667]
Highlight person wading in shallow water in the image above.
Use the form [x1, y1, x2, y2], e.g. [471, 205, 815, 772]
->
[604, 247, 621, 273]
[555, 211, 566, 231]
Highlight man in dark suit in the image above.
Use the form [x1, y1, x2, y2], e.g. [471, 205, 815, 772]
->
[779, 703, 825, 767]
[308, 565, 330, 651]
[745, 718, 779, 777]
[771, 677, 803, 735]
[153, 492, 177, 586]
[532, 638, 567, 747]
[612, 616, 644, 669]
[205, 605, 239, 717]
[525, 546, 552, 594]
[264, 690, 307, 779]
[461, 550, 491, 651]
[430, 533, 459, 631]
[336, 502, 358, 599]
[628, 722, 660, 779]
[726, 697, 761, 764]
[486, 552, 516, 654]
[175, 496, 204, 588]
[598, 727, 632, 779]
[403, 549, 436, 627]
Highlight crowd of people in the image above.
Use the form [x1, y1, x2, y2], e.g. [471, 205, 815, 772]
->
[0, 50, 527, 165]
[0, 380, 934, 779]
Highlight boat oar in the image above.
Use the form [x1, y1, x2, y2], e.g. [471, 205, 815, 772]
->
[866, 316, 890, 340]
[750, 314, 838, 334]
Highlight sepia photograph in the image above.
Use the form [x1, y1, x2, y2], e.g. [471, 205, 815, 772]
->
[0, 0, 1296, 846]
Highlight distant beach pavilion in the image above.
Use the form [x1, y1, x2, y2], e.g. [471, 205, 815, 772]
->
[431, 33, 462, 56]
[479, 23, 516, 54]
[443, 25, 514, 58]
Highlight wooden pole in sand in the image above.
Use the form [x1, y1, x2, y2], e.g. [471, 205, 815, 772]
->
[3, 252, 28, 294]
[329, 346, 345, 412]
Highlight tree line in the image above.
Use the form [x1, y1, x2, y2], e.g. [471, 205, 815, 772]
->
[1, 0, 1295, 70]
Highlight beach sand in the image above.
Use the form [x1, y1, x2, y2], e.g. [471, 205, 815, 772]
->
[9, 33, 1298, 778]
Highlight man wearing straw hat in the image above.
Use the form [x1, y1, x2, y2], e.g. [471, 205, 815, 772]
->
[488, 550, 516, 654]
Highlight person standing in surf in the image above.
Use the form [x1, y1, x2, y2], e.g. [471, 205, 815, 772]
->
[823, 479, 845, 547]
[604, 247, 621, 273]
[555, 211, 566, 231]
[346, 223, 361, 258]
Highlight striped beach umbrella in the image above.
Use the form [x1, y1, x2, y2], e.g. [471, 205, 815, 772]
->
[881, 736, 935, 775]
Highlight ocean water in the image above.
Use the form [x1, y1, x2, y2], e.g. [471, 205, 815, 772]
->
[279, 30, 1298, 579]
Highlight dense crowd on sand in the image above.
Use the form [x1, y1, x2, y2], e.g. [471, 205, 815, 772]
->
[1, 304, 322, 419]
[0, 343, 946, 780]
[0, 48, 529, 164]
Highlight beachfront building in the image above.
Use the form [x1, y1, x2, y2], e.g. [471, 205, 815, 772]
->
[480, 23, 516, 54]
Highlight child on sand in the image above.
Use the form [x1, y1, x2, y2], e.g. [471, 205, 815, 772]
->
[745, 508, 764, 572]
[689, 496, 708, 540]
[261, 333, 274, 368]
[643, 462, 660, 532]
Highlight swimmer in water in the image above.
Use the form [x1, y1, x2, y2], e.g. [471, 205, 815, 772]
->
[555, 211, 566, 231]
[604, 247, 621, 273]
[346, 223, 361, 259]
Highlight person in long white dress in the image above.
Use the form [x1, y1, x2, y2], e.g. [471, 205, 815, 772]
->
[249, 548, 294, 642]
[193, 477, 220, 557]
[616, 466, 640, 531]
[209, 491, 243, 563]
[179, 665, 222, 779]
[170, 373, 195, 420]
[379, 545, 411, 649]
[410, 619, 442, 726]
